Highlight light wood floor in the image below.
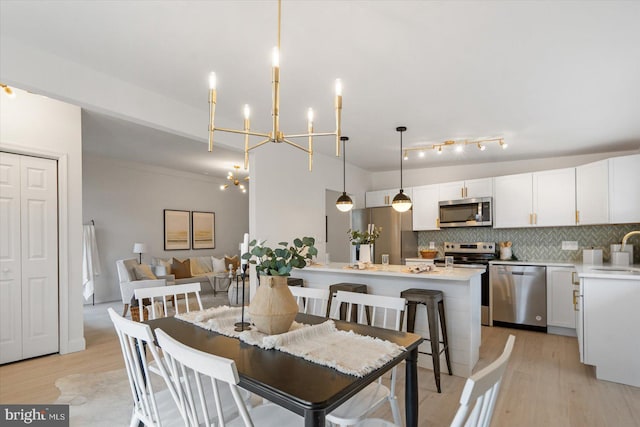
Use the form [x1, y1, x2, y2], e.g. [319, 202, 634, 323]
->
[1, 300, 639, 426]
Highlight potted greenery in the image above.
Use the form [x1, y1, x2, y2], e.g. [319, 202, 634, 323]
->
[348, 226, 382, 264]
[241, 237, 317, 334]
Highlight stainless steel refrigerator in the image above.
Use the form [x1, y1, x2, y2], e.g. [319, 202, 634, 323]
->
[351, 207, 417, 265]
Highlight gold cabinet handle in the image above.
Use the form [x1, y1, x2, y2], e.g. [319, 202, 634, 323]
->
[461, 187, 464, 198]
[529, 213, 533, 225]
[576, 210, 580, 224]
[436, 218, 440, 228]
[533, 213, 537, 224]
[573, 290, 580, 311]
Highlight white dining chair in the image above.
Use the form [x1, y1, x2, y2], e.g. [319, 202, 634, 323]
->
[134, 282, 203, 319]
[450, 334, 516, 427]
[155, 327, 303, 426]
[327, 291, 406, 427]
[107, 307, 186, 426]
[289, 286, 330, 316]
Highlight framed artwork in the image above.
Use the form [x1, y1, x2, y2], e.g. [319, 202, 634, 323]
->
[191, 211, 215, 249]
[164, 209, 191, 250]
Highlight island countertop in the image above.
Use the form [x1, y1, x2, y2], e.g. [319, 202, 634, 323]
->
[302, 262, 484, 281]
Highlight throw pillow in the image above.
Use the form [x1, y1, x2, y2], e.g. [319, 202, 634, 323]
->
[172, 258, 192, 279]
[134, 264, 157, 280]
[190, 256, 211, 276]
[225, 255, 240, 274]
[211, 256, 226, 273]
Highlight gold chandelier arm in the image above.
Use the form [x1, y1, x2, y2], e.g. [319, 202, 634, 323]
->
[246, 138, 272, 152]
[284, 131, 337, 139]
[282, 139, 311, 154]
[214, 127, 271, 138]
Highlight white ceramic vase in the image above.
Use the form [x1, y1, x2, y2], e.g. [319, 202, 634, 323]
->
[359, 244, 372, 264]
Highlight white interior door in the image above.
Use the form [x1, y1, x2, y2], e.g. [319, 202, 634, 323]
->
[20, 155, 58, 359]
[0, 152, 58, 364]
[0, 152, 23, 364]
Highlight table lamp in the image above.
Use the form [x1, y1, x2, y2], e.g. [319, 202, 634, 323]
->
[133, 243, 147, 264]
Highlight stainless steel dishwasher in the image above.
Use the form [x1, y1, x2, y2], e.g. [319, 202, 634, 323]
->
[490, 264, 547, 332]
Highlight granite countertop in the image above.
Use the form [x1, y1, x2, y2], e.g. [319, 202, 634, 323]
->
[302, 262, 484, 281]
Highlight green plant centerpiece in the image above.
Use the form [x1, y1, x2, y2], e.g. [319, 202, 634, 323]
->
[242, 237, 318, 276]
[242, 237, 318, 335]
[347, 226, 382, 246]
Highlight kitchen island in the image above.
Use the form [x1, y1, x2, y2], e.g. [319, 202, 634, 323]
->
[291, 263, 484, 376]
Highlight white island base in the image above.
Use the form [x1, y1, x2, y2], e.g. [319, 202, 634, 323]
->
[292, 263, 484, 377]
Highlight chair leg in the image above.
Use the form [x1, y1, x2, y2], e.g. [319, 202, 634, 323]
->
[438, 300, 453, 376]
[405, 301, 418, 333]
[122, 303, 129, 317]
[389, 395, 402, 426]
[426, 301, 442, 393]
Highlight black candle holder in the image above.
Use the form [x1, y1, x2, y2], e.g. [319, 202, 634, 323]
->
[234, 264, 251, 332]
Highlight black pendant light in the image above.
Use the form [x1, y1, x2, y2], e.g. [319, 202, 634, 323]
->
[336, 136, 354, 212]
[392, 126, 412, 212]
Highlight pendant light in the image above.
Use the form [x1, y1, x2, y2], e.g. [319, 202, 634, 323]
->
[392, 126, 412, 212]
[336, 136, 354, 212]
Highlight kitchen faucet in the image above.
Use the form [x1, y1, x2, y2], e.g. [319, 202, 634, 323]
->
[621, 230, 640, 251]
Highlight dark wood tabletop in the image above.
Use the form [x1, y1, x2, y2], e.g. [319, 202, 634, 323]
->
[146, 313, 423, 427]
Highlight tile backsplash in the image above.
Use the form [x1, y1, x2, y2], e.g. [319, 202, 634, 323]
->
[417, 224, 640, 264]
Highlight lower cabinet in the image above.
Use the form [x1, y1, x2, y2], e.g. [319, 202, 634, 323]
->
[546, 266, 577, 333]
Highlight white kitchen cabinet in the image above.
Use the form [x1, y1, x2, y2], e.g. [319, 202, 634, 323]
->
[533, 168, 576, 227]
[609, 154, 640, 224]
[581, 276, 640, 387]
[438, 178, 493, 201]
[493, 173, 533, 228]
[576, 159, 609, 225]
[365, 188, 413, 208]
[546, 267, 576, 332]
[412, 184, 440, 230]
[494, 168, 576, 228]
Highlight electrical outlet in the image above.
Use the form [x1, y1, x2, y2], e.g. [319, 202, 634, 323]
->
[562, 241, 579, 250]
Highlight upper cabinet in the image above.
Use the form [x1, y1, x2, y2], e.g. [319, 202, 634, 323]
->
[576, 159, 609, 225]
[609, 154, 640, 224]
[494, 173, 534, 228]
[365, 188, 413, 208]
[494, 168, 575, 228]
[412, 184, 440, 231]
[438, 178, 493, 201]
[533, 168, 576, 227]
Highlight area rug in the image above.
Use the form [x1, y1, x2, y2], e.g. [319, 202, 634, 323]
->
[54, 369, 165, 427]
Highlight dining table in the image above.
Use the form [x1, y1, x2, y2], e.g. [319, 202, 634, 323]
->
[146, 312, 423, 427]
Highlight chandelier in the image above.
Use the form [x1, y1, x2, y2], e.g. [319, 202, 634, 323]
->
[220, 165, 249, 193]
[402, 137, 507, 160]
[207, 0, 342, 171]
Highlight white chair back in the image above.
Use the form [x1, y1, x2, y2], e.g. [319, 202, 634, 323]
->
[450, 335, 516, 427]
[135, 282, 203, 319]
[328, 291, 406, 426]
[289, 286, 330, 316]
[331, 290, 406, 331]
[155, 328, 252, 427]
[107, 308, 180, 427]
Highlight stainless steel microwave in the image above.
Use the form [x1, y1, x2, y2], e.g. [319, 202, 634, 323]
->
[438, 197, 492, 228]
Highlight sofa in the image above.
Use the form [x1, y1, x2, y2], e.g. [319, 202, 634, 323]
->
[152, 255, 241, 294]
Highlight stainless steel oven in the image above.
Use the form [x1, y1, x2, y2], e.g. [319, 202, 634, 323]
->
[438, 197, 492, 228]
[436, 242, 497, 325]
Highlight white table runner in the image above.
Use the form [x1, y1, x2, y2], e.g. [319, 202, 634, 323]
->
[176, 306, 404, 377]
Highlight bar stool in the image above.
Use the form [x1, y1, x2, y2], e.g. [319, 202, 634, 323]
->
[400, 288, 452, 393]
[326, 283, 369, 323]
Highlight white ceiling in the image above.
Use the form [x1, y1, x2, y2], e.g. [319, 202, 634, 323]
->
[2, 0, 640, 176]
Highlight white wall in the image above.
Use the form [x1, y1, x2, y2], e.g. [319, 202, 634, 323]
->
[371, 149, 640, 189]
[249, 143, 369, 273]
[83, 154, 249, 303]
[1, 88, 85, 354]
